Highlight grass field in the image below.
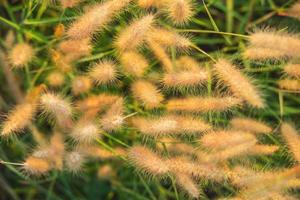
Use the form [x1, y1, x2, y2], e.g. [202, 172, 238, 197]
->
[0, 0, 300, 199]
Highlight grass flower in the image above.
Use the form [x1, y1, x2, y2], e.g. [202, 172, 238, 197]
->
[284, 63, 300, 77]
[164, 0, 193, 25]
[119, 51, 149, 77]
[88, 60, 118, 86]
[23, 156, 51, 175]
[281, 123, 300, 163]
[9, 43, 34, 68]
[230, 117, 272, 134]
[72, 76, 92, 96]
[278, 79, 300, 91]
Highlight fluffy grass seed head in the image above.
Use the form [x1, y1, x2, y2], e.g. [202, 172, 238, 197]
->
[72, 76, 92, 96]
[248, 145, 279, 155]
[51, 49, 73, 72]
[9, 43, 34, 68]
[175, 55, 201, 71]
[164, 0, 194, 25]
[166, 96, 242, 113]
[131, 80, 164, 109]
[88, 60, 118, 86]
[64, 151, 85, 173]
[281, 123, 300, 163]
[40, 93, 73, 128]
[284, 63, 300, 78]
[278, 79, 300, 91]
[128, 145, 169, 176]
[23, 156, 51, 175]
[100, 98, 124, 132]
[230, 117, 272, 134]
[243, 47, 288, 61]
[60, 0, 81, 8]
[98, 164, 115, 179]
[115, 14, 155, 52]
[174, 172, 201, 198]
[71, 119, 100, 144]
[54, 23, 65, 38]
[1, 103, 37, 137]
[67, 0, 132, 39]
[47, 71, 65, 87]
[119, 51, 149, 77]
[58, 38, 91, 59]
[214, 59, 264, 108]
[285, 1, 300, 20]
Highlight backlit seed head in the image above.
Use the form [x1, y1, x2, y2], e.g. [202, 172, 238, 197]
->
[175, 56, 201, 71]
[88, 60, 118, 85]
[120, 51, 149, 77]
[71, 119, 100, 144]
[230, 117, 272, 134]
[100, 98, 124, 132]
[64, 151, 85, 173]
[174, 172, 200, 198]
[58, 38, 92, 59]
[72, 76, 92, 96]
[243, 47, 287, 61]
[165, 0, 193, 25]
[9, 43, 34, 68]
[60, 0, 81, 8]
[278, 79, 300, 91]
[284, 63, 300, 78]
[281, 123, 300, 163]
[47, 71, 65, 87]
[23, 156, 50, 175]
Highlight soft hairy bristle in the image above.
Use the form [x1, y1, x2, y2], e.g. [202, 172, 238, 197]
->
[119, 51, 149, 77]
[64, 151, 85, 173]
[23, 156, 50, 175]
[230, 117, 272, 134]
[131, 80, 164, 109]
[72, 76, 92, 96]
[100, 98, 124, 132]
[58, 38, 91, 59]
[175, 56, 201, 71]
[128, 145, 169, 176]
[248, 30, 300, 59]
[40, 93, 73, 128]
[278, 79, 300, 91]
[166, 96, 241, 113]
[162, 69, 208, 88]
[174, 172, 200, 198]
[214, 59, 264, 108]
[2, 103, 37, 137]
[165, 0, 193, 25]
[137, 0, 156, 8]
[51, 50, 73, 72]
[88, 60, 118, 85]
[243, 47, 287, 61]
[67, 0, 131, 39]
[131, 115, 211, 137]
[284, 63, 300, 77]
[60, 0, 81, 8]
[71, 119, 99, 144]
[47, 71, 65, 87]
[9, 43, 34, 68]
[115, 14, 155, 52]
[248, 145, 279, 155]
[285, 1, 300, 20]
[281, 123, 300, 163]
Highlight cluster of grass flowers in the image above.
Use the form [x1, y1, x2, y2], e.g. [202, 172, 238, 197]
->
[0, 0, 300, 199]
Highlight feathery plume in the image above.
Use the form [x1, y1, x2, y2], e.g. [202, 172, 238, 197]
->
[40, 93, 73, 128]
[47, 71, 65, 87]
[128, 145, 169, 176]
[60, 0, 81, 8]
[78, 145, 125, 159]
[131, 80, 164, 109]
[51, 49, 72, 72]
[285, 1, 300, 20]
[67, 0, 131, 39]
[137, 0, 156, 8]
[71, 119, 100, 144]
[1, 103, 37, 137]
[115, 14, 155, 52]
[100, 98, 124, 132]
[131, 115, 211, 137]
[54, 23, 65, 38]
[214, 59, 264, 108]
[88, 60, 118, 86]
[281, 123, 300, 163]
[72, 76, 92, 96]
[9, 43, 34, 68]
[164, 0, 193, 25]
[175, 56, 201, 71]
[174, 172, 200, 198]
[157, 138, 196, 155]
[248, 30, 300, 59]
[278, 79, 300, 91]
[247, 145, 279, 155]
[230, 117, 272, 134]
[166, 96, 241, 113]
[284, 63, 300, 77]
[119, 51, 149, 77]
[243, 47, 287, 61]
[58, 38, 91, 59]
[23, 156, 50, 175]
[64, 151, 85, 173]
[162, 69, 208, 88]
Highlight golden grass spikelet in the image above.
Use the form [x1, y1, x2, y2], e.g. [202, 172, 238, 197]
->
[147, 40, 173, 72]
[164, 0, 193, 25]
[249, 30, 300, 59]
[100, 98, 124, 132]
[9, 43, 34, 68]
[248, 145, 279, 155]
[243, 47, 287, 61]
[200, 130, 257, 151]
[128, 145, 169, 176]
[88, 60, 118, 86]
[71, 119, 100, 144]
[47, 71, 65, 87]
[162, 69, 208, 88]
[72, 76, 92, 96]
[1, 103, 37, 137]
[284, 63, 300, 77]
[278, 79, 300, 91]
[119, 51, 149, 77]
[131, 80, 164, 109]
[147, 28, 191, 50]
[98, 164, 116, 179]
[175, 56, 201, 71]
[23, 156, 51, 175]
[174, 172, 200, 198]
[166, 96, 241, 113]
[67, 0, 131, 39]
[131, 115, 211, 137]
[54, 23, 65, 38]
[78, 145, 125, 159]
[214, 59, 264, 108]
[51, 49, 72, 72]
[230, 117, 272, 134]
[64, 151, 85, 173]
[115, 14, 155, 52]
[60, 0, 81, 8]
[285, 1, 300, 20]
[40, 93, 73, 128]
[156, 138, 195, 155]
[281, 123, 300, 163]
[137, 0, 156, 8]
[58, 38, 91, 58]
